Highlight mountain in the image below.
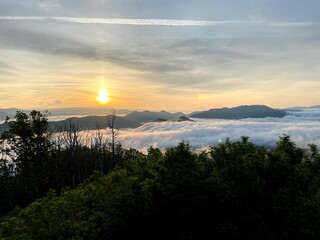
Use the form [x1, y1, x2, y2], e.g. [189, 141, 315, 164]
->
[309, 105, 320, 109]
[124, 110, 185, 123]
[0, 108, 25, 120]
[188, 111, 202, 116]
[284, 105, 320, 110]
[283, 108, 304, 112]
[152, 118, 168, 122]
[152, 116, 194, 123]
[170, 116, 194, 122]
[191, 105, 286, 119]
[297, 105, 320, 109]
[0, 107, 133, 120]
[50, 115, 141, 131]
[0, 115, 140, 135]
[0, 112, 10, 120]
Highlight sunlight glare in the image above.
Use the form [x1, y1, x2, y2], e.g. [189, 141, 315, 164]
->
[97, 88, 110, 104]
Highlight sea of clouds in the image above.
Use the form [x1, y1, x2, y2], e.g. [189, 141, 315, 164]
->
[115, 108, 320, 151]
[2, 108, 320, 153]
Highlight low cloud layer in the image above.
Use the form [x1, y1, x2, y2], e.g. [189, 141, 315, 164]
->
[116, 108, 320, 151]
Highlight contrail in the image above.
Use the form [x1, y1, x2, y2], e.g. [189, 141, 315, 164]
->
[0, 16, 319, 27]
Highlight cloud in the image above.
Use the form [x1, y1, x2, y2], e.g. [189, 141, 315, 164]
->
[1, 16, 320, 27]
[1, 20, 320, 98]
[113, 108, 320, 151]
[1, 13, 320, 109]
[0, 24, 245, 81]
[0, 60, 16, 75]
[0, 23, 96, 58]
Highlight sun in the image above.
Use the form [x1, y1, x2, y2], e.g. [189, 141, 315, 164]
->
[97, 88, 110, 104]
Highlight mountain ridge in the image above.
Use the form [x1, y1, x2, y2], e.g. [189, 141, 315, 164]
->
[124, 110, 185, 123]
[50, 115, 141, 131]
[191, 105, 286, 119]
[0, 105, 300, 134]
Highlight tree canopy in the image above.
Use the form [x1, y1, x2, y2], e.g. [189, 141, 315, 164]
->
[1, 126, 320, 239]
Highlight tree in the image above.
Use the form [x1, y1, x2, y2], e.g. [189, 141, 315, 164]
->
[0, 138, 17, 214]
[91, 127, 109, 173]
[63, 119, 83, 188]
[106, 111, 118, 166]
[1, 110, 51, 203]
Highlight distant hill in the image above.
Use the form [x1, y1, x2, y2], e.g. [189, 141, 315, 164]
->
[170, 116, 194, 122]
[0, 108, 24, 114]
[0, 115, 141, 135]
[0, 112, 10, 120]
[124, 110, 185, 123]
[296, 105, 320, 109]
[309, 105, 320, 109]
[0, 106, 288, 134]
[0, 107, 133, 120]
[0, 108, 25, 120]
[283, 108, 303, 112]
[188, 111, 202, 116]
[152, 118, 168, 122]
[191, 105, 286, 119]
[284, 105, 320, 110]
[152, 116, 194, 123]
[50, 115, 141, 131]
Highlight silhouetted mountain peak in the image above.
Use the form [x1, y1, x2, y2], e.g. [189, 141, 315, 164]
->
[125, 110, 186, 123]
[50, 115, 141, 131]
[192, 105, 286, 119]
[171, 116, 194, 122]
[153, 118, 168, 122]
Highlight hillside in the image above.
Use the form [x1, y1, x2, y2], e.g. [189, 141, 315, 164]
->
[125, 110, 185, 123]
[191, 105, 286, 119]
[170, 116, 194, 122]
[0, 112, 9, 120]
[0, 108, 24, 120]
[50, 115, 141, 131]
[2, 138, 320, 240]
[152, 116, 194, 123]
[0, 115, 140, 134]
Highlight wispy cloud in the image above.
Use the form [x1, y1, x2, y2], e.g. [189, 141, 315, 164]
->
[0, 16, 319, 27]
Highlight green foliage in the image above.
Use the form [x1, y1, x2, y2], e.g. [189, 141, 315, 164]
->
[0, 110, 128, 216]
[2, 135, 320, 239]
[0, 110, 52, 212]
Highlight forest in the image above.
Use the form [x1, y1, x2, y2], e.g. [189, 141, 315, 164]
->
[1, 110, 320, 239]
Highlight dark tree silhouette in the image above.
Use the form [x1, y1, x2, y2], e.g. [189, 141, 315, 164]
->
[106, 110, 118, 166]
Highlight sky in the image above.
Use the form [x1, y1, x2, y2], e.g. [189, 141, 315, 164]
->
[0, 0, 320, 112]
